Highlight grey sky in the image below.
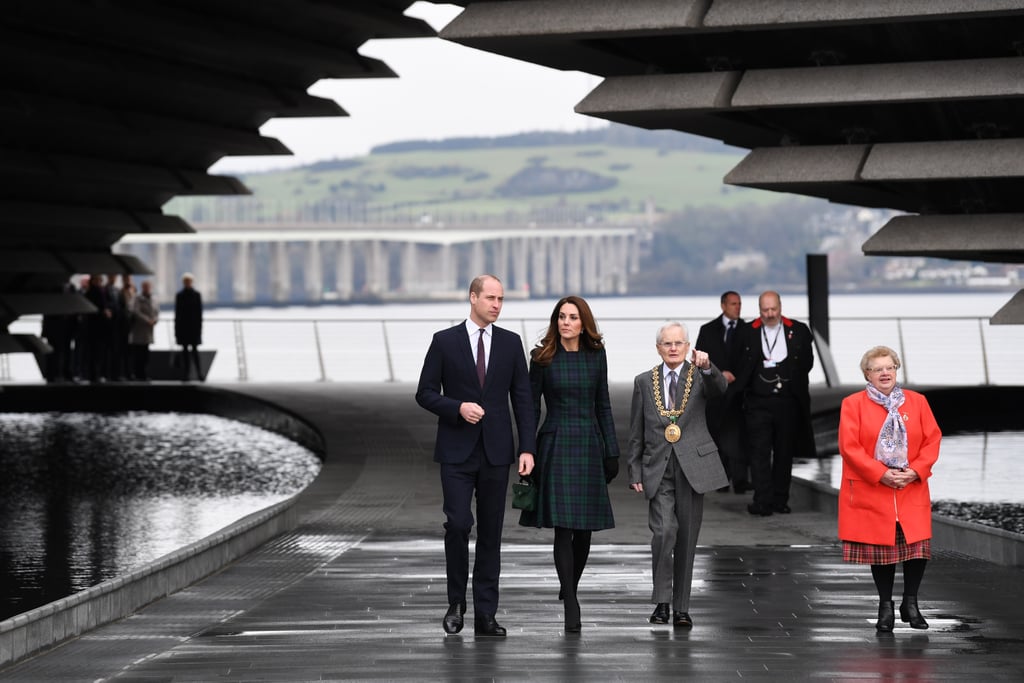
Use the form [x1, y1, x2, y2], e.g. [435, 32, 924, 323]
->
[211, 2, 602, 175]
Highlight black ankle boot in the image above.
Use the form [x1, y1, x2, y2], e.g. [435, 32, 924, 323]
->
[564, 596, 581, 633]
[876, 600, 895, 632]
[900, 596, 928, 629]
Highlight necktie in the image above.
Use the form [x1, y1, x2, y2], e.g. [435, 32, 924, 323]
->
[667, 370, 677, 408]
[725, 319, 735, 347]
[476, 328, 486, 387]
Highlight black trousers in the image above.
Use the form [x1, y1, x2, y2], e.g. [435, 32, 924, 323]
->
[745, 393, 799, 507]
[439, 439, 509, 617]
[180, 343, 202, 380]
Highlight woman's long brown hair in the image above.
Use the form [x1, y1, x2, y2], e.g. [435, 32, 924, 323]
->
[531, 295, 604, 366]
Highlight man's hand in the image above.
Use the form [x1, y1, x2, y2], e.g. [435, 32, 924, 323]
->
[518, 453, 535, 476]
[459, 402, 485, 424]
[630, 482, 644, 493]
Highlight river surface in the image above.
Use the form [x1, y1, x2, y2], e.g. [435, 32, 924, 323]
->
[7, 291, 1024, 385]
[0, 412, 320, 621]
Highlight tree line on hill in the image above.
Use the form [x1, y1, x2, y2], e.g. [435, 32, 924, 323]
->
[369, 122, 742, 156]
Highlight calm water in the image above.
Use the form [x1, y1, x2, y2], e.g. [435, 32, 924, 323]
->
[0, 412, 321, 621]
[7, 291, 1024, 385]
[794, 431, 1024, 504]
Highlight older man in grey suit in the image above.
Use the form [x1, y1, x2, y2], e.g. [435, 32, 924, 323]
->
[628, 321, 729, 628]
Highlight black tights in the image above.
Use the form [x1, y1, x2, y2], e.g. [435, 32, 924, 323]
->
[871, 559, 927, 602]
[553, 527, 592, 597]
[554, 527, 592, 625]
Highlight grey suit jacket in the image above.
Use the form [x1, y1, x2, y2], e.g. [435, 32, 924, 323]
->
[627, 361, 729, 498]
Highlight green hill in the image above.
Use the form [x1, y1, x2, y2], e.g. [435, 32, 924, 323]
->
[169, 125, 793, 223]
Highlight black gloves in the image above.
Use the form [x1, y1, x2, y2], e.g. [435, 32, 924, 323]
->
[603, 457, 619, 484]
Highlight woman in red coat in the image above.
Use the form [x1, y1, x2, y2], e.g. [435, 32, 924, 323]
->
[838, 346, 941, 632]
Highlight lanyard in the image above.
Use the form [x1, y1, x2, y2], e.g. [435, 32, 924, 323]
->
[761, 325, 782, 360]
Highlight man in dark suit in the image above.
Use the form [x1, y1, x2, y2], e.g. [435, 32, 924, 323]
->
[416, 274, 536, 637]
[627, 322, 728, 628]
[695, 291, 749, 493]
[735, 290, 815, 516]
[174, 272, 203, 381]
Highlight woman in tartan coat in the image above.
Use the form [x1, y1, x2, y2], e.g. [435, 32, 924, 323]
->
[839, 346, 941, 632]
[519, 295, 620, 632]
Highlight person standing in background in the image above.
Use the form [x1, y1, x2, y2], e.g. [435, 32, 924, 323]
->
[174, 272, 203, 381]
[735, 291, 815, 516]
[83, 274, 112, 382]
[103, 273, 125, 381]
[129, 280, 159, 381]
[519, 295, 619, 633]
[40, 282, 77, 382]
[415, 275, 536, 637]
[116, 273, 136, 379]
[695, 291, 749, 493]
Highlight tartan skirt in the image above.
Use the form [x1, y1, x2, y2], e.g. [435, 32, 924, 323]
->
[842, 523, 931, 565]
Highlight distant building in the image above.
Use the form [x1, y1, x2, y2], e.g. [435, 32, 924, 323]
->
[715, 251, 767, 274]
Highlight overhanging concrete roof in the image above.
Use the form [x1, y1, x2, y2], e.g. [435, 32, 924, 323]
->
[443, 0, 1024, 322]
[0, 1, 432, 343]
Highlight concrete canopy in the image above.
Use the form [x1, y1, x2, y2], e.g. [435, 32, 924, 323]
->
[0, 0, 432, 345]
[442, 0, 1024, 322]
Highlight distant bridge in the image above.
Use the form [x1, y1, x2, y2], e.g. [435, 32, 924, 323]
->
[115, 223, 640, 305]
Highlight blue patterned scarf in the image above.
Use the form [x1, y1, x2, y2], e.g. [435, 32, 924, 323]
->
[865, 383, 908, 468]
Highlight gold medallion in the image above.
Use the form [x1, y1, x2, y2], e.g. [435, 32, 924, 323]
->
[664, 423, 681, 443]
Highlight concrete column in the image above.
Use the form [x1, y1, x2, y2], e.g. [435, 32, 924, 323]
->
[401, 241, 419, 293]
[440, 243, 457, 291]
[271, 241, 290, 302]
[233, 241, 256, 304]
[549, 237, 566, 295]
[336, 240, 353, 300]
[469, 240, 486, 278]
[195, 241, 217, 304]
[566, 236, 583, 294]
[511, 237, 529, 296]
[582, 236, 599, 294]
[493, 238, 509, 282]
[154, 242, 175, 301]
[365, 240, 388, 295]
[627, 232, 640, 277]
[305, 240, 323, 301]
[616, 233, 633, 294]
[530, 237, 548, 297]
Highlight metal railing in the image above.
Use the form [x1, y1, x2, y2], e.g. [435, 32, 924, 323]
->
[5, 315, 1023, 386]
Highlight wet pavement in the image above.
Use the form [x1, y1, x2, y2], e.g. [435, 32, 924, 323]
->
[2, 382, 1023, 681]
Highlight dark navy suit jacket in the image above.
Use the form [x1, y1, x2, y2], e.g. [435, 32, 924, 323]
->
[416, 322, 536, 465]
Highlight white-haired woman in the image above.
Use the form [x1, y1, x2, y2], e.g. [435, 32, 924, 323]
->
[838, 346, 941, 632]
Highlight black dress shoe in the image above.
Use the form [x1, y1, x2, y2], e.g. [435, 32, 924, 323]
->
[771, 503, 792, 514]
[899, 596, 929, 629]
[649, 603, 670, 624]
[474, 614, 507, 637]
[747, 502, 773, 516]
[876, 600, 895, 632]
[442, 602, 466, 634]
[673, 611, 693, 628]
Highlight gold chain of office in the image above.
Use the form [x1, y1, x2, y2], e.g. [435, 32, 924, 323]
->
[651, 363, 695, 442]
[651, 362, 695, 417]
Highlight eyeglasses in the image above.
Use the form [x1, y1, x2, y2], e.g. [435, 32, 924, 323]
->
[867, 365, 897, 375]
[659, 341, 690, 348]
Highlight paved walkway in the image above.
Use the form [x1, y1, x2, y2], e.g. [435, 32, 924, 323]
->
[2, 383, 1023, 681]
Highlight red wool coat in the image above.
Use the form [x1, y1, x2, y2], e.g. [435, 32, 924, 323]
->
[837, 389, 942, 546]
